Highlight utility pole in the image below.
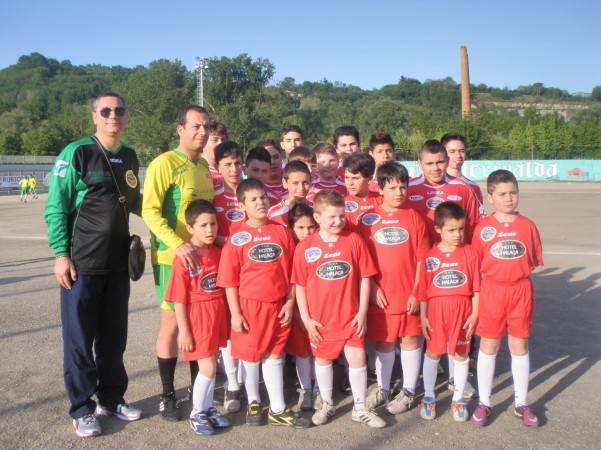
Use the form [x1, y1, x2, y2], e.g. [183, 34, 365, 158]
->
[195, 57, 208, 107]
[460, 46, 471, 118]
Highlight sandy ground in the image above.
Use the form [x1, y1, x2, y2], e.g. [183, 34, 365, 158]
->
[0, 182, 600, 449]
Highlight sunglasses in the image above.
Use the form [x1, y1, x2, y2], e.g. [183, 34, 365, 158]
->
[97, 107, 127, 118]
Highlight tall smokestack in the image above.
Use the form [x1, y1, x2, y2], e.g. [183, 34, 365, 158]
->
[461, 46, 471, 117]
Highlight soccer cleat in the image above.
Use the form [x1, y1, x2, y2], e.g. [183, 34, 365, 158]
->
[159, 393, 180, 422]
[268, 408, 311, 428]
[419, 397, 436, 420]
[224, 390, 241, 413]
[246, 402, 263, 426]
[470, 402, 491, 427]
[96, 403, 142, 421]
[352, 407, 386, 428]
[451, 400, 469, 422]
[73, 413, 101, 438]
[514, 405, 539, 427]
[206, 407, 230, 428]
[448, 377, 477, 399]
[312, 401, 336, 426]
[386, 388, 414, 415]
[365, 387, 391, 410]
[313, 390, 322, 411]
[189, 412, 215, 436]
[367, 368, 378, 382]
[297, 388, 313, 411]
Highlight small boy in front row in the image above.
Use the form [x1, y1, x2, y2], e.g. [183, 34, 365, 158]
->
[470, 169, 543, 427]
[216, 178, 310, 428]
[418, 202, 480, 422]
[292, 190, 386, 428]
[166, 200, 230, 436]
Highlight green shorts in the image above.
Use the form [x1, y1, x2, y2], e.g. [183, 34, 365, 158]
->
[21, 187, 28, 195]
[153, 264, 174, 311]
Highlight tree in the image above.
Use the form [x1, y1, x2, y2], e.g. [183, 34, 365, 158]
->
[21, 121, 65, 155]
[0, 129, 22, 155]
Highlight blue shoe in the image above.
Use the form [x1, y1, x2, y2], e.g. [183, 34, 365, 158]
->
[206, 407, 230, 428]
[190, 412, 215, 436]
[419, 397, 436, 420]
[451, 400, 468, 422]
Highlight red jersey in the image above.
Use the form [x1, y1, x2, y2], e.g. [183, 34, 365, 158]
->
[368, 177, 380, 193]
[165, 244, 224, 304]
[217, 221, 295, 302]
[418, 244, 480, 302]
[213, 184, 245, 237]
[265, 181, 288, 199]
[264, 186, 283, 208]
[472, 213, 543, 284]
[457, 174, 484, 208]
[344, 191, 382, 232]
[309, 178, 347, 202]
[209, 165, 223, 184]
[267, 199, 291, 227]
[408, 174, 484, 244]
[291, 231, 377, 340]
[358, 205, 430, 314]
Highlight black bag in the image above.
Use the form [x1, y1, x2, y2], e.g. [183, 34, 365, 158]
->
[92, 135, 146, 281]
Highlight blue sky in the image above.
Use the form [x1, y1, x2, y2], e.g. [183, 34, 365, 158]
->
[1, 0, 599, 94]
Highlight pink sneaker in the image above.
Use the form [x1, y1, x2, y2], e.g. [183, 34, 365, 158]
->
[514, 405, 539, 427]
[469, 402, 491, 427]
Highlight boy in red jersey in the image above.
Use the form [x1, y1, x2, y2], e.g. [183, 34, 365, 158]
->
[333, 125, 361, 180]
[268, 161, 313, 227]
[245, 147, 282, 207]
[470, 170, 543, 428]
[418, 202, 480, 422]
[202, 120, 229, 184]
[167, 200, 230, 436]
[280, 125, 305, 162]
[367, 130, 396, 192]
[311, 143, 347, 198]
[342, 152, 382, 231]
[259, 139, 288, 199]
[358, 162, 430, 414]
[292, 190, 386, 428]
[217, 178, 310, 428]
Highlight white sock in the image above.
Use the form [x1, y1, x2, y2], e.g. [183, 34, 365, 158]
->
[262, 358, 286, 413]
[452, 358, 469, 402]
[400, 347, 421, 394]
[221, 341, 240, 391]
[511, 352, 530, 407]
[202, 375, 216, 411]
[447, 353, 455, 380]
[375, 350, 395, 391]
[365, 340, 376, 370]
[422, 355, 439, 399]
[349, 365, 367, 410]
[477, 351, 497, 407]
[238, 359, 245, 385]
[315, 363, 334, 404]
[296, 355, 312, 390]
[242, 360, 261, 404]
[191, 373, 213, 416]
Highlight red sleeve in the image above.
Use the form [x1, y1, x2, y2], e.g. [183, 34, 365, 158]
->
[413, 210, 431, 261]
[531, 222, 544, 268]
[291, 241, 308, 287]
[352, 232, 377, 278]
[463, 187, 481, 244]
[165, 257, 190, 304]
[416, 252, 430, 302]
[466, 245, 481, 293]
[216, 240, 241, 288]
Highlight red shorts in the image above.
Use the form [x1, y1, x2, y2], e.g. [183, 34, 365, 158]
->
[426, 295, 472, 356]
[476, 277, 533, 339]
[310, 332, 364, 360]
[285, 319, 311, 356]
[181, 297, 228, 362]
[366, 307, 421, 342]
[230, 297, 291, 362]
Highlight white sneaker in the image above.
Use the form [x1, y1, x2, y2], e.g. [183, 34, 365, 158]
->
[96, 403, 142, 421]
[365, 387, 391, 410]
[352, 407, 386, 428]
[312, 401, 336, 425]
[73, 413, 101, 438]
[386, 388, 414, 414]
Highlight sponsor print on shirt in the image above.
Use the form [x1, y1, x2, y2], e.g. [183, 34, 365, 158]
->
[490, 240, 527, 259]
[248, 243, 283, 262]
[201, 273, 220, 292]
[374, 227, 409, 245]
[316, 260, 352, 280]
[433, 269, 467, 288]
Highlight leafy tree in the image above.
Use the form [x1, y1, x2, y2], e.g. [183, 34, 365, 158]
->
[0, 129, 22, 155]
[21, 121, 65, 155]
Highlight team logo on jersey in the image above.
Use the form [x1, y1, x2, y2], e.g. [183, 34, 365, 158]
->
[480, 226, 497, 242]
[188, 265, 202, 277]
[54, 160, 69, 178]
[426, 197, 444, 210]
[215, 206, 224, 213]
[425, 257, 441, 272]
[316, 261, 352, 280]
[231, 232, 252, 246]
[361, 213, 380, 226]
[226, 209, 245, 222]
[433, 270, 467, 288]
[248, 243, 283, 262]
[125, 170, 137, 188]
[200, 273, 220, 292]
[447, 195, 462, 201]
[409, 195, 423, 201]
[345, 201, 359, 213]
[374, 227, 409, 245]
[305, 247, 322, 263]
[490, 240, 526, 259]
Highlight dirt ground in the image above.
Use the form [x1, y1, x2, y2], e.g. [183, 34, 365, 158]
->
[0, 182, 600, 449]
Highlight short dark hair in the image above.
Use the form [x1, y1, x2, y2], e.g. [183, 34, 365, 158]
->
[288, 203, 316, 228]
[257, 139, 280, 150]
[245, 146, 272, 166]
[236, 178, 265, 203]
[280, 125, 304, 141]
[176, 105, 209, 126]
[215, 141, 243, 166]
[333, 125, 360, 147]
[210, 120, 229, 139]
[185, 199, 217, 226]
[486, 169, 518, 194]
[369, 129, 395, 152]
[419, 139, 448, 160]
[377, 162, 409, 189]
[283, 160, 311, 181]
[313, 189, 345, 214]
[440, 132, 466, 148]
[342, 153, 375, 178]
[93, 92, 127, 111]
[312, 142, 337, 158]
[288, 146, 316, 164]
[434, 201, 466, 228]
